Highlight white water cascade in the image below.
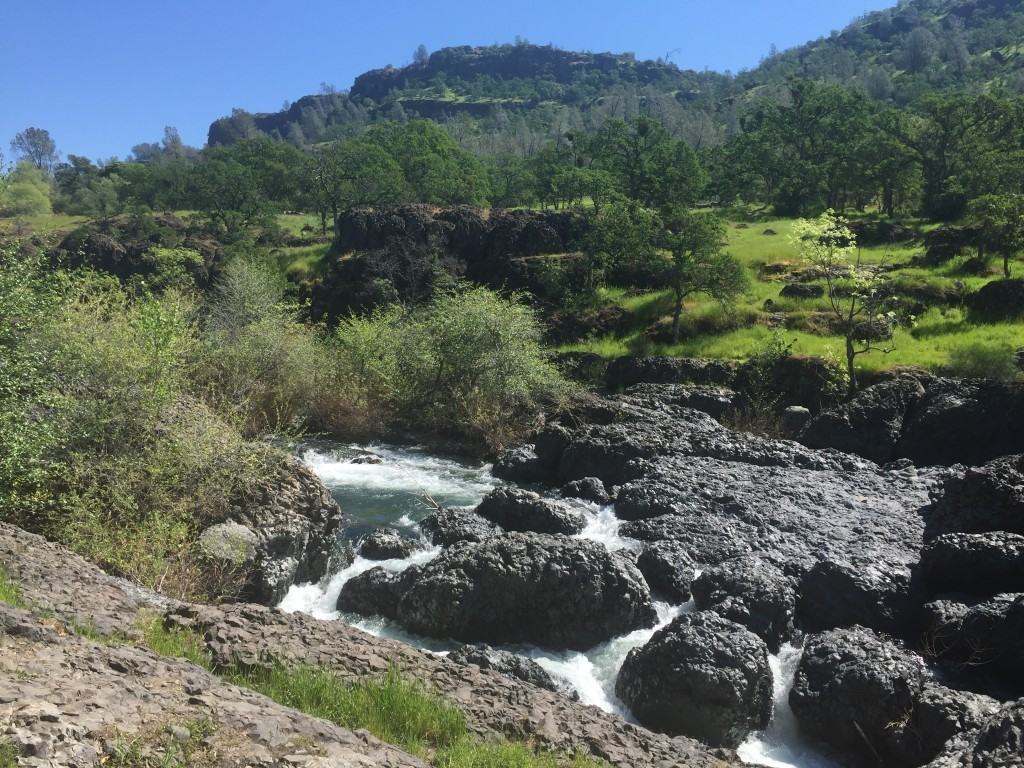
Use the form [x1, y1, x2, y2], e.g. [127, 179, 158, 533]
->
[279, 442, 837, 767]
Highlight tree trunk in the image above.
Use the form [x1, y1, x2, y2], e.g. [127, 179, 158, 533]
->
[671, 293, 683, 343]
[1004, 252, 1012, 279]
[845, 336, 858, 399]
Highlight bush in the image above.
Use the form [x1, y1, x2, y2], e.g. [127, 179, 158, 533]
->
[335, 286, 575, 450]
[946, 342, 1021, 381]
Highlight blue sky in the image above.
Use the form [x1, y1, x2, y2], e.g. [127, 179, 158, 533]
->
[1, 0, 896, 161]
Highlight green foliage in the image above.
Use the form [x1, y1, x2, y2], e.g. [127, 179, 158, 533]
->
[947, 341, 1021, 381]
[129, 247, 204, 294]
[0, 161, 53, 216]
[967, 194, 1024, 278]
[106, 718, 217, 768]
[0, 741, 17, 768]
[310, 139, 407, 227]
[228, 665, 466, 757]
[364, 120, 491, 206]
[335, 286, 574, 449]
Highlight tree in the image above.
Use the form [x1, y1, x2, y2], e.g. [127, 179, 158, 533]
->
[10, 128, 58, 174]
[794, 211, 895, 396]
[414, 44, 430, 66]
[905, 27, 936, 74]
[659, 210, 746, 342]
[311, 139, 407, 232]
[486, 153, 536, 209]
[0, 162, 52, 216]
[582, 200, 660, 292]
[968, 194, 1024, 278]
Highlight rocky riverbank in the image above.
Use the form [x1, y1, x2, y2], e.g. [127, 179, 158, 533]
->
[0, 522, 728, 768]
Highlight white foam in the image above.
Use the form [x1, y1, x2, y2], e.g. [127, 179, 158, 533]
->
[575, 503, 636, 552]
[738, 643, 840, 768]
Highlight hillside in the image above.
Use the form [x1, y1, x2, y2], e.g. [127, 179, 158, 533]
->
[208, 0, 1024, 150]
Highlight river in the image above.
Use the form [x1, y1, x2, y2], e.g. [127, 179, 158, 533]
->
[278, 441, 839, 768]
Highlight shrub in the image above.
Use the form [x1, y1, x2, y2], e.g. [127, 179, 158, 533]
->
[946, 342, 1021, 381]
[335, 286, 575, 450]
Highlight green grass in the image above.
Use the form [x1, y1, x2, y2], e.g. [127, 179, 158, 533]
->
[0, 567, 25, 608]
[0, 741, 18, 768]
[138, 615, 213, 670]
[563, 214, 1024, 375]
[138, 620, 602, 767]
[277, 212, 325, 237]
[0, 212, 89, 235]
[227, 665, 466, 757]
[275, 242, 333, 280]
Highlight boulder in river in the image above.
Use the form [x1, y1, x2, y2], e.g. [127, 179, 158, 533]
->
[396, 532, 657, 650]
[925, 453, 1024, 539]
[474, 487, 585, 535]
[337, 566, 417, 620]
[791, 626, 1001, 767]
[419, 507, 496, 546]
[447, 644, 573, 697]
[359, 527, 421, 560]
[692, 557, 796, 652]
[635, 541, 697, 603]
[924, 697, 1024, 767]
[560, 476, 611, 504]
[615, 611, 772, 748]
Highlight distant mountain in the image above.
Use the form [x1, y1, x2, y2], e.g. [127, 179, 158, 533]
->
[208, 0, 1024, 149]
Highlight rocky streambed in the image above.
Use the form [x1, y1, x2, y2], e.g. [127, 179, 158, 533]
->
[279, 380, 1024, 768]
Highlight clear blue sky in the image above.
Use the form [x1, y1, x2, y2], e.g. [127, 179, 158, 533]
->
[1, 0, 896, 161]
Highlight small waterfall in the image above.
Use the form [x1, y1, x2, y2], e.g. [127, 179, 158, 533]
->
[737, 644, 840, 768]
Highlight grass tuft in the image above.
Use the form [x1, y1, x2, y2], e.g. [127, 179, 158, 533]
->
[0, 741, 17, 768]
[0, 567, 25, 608]
[226, 664, 466, 757]
[138, 615, 213, 670]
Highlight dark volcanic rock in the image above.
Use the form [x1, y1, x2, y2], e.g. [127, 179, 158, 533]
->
[491, 445, 548, 483]
[797, 557, 918, 637]
[926, 454, 1024, 538]
[337, 566, 415, 619]
[896, 379, 1024, 467]
[925, 698, 1024, 767]
[226, 458, 344, 605]
[923, 593, 1024, 687]
[780, 282, 824, 299]
[474, 487, 585, 535]
[791, 626, 998, 767]
[359, 527, 421, 560]
[635, 542, 697, 603]
[396, 533, 656, 650]
[560, 476, 612, 504]
[692, 557, 796, 651]
[919, 532, 1024, 598]
[615, 611, 772, 747]
[447, 644, 566, 695]
[800, 377, 927, 464]
[605, 356, 738, 389]
[419, 507, 496, 546]
[966, 278, 1024, 321]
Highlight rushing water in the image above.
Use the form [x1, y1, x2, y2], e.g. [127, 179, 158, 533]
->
[279, 441, 836, 767]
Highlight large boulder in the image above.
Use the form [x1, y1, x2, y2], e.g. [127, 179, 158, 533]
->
[447, 644, 568, 696]
[605, 356, 738, 390]
[895, 379, 1024, 467]
[796, 558, 916, 637]
[358, 528, 421, 561]
[225, 458, 344, 605]
[336, 566, 414, 620]
[925, 454, 1024, 538]
[396, 533, 656, 650]
[418, 507, 496, 546]
[800, 377, 926, 464]
[919, 532, 1024, 598]
[474, 487, 585, 535]
[635, 542, 697, 603]
[925, 698, 1024, 767]
[615, 611, 772, 747]
[692, 557, 796, 651]
[560, 477, 611, 505]
[791, 626, 997, 767]
[966, 278, 1024, 321]
[923, 593, 1024, 688]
